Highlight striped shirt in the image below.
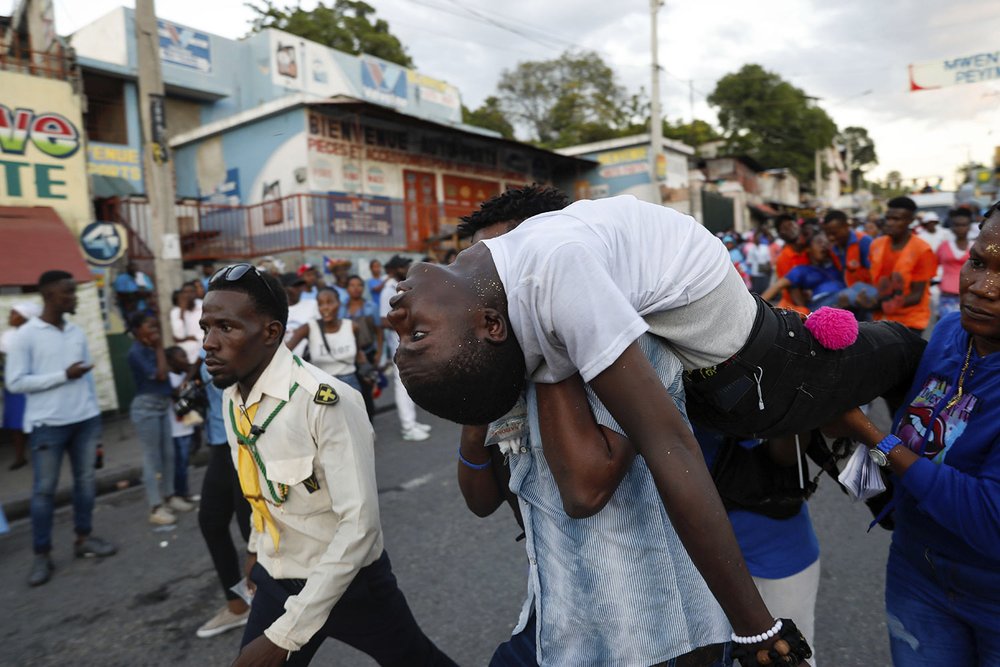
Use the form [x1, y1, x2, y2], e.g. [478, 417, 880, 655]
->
[507, 333, 731, 666]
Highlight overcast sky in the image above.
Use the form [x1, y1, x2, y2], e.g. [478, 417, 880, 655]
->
[9, 0, 1000, 189]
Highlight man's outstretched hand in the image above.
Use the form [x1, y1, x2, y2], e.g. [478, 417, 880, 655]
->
[231, 635, 287, 667]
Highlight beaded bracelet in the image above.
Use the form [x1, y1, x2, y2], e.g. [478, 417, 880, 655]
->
[732, 618, 813, 667]
[731, 618, 782, 645]
[458, 447, 492, 470]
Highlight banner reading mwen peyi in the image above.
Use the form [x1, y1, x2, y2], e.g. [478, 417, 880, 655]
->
[909, 50, 1000, 91]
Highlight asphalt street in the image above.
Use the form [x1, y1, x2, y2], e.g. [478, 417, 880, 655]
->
[1, 405, 896, 666]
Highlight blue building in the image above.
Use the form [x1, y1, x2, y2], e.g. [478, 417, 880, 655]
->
[70, 7, 593, 263]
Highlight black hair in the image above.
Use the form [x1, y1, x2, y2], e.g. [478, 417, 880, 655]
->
[171, 289, 180, 306]
[369, 258, 381, 269]
[822, 209, 848, 225]
[207, 267, 288, 331]
[403, 329, 526, 425]
[346, 274, 364, 285]
[458, 184, 569, 237]
[317, 286, 341, 302]
[164, 345, 186, 361]
[950, 206, 974, 220]
[887, 196, 917, 212]
[774, 213, 795, 227]
[38, 270, 73, 289]
[128, 311, 156, 333]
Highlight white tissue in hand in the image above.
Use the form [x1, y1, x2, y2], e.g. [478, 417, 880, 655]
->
[838, 443, 887, 500]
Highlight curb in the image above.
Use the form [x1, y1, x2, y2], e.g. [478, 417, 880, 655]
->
[2, 403, 397, 523]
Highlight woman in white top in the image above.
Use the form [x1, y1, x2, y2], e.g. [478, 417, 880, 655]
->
[286, 287, 369, 393]
[169, 281, 203, 364]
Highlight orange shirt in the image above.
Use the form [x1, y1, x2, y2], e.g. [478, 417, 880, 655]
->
[775, 245, 810, 314]
[869, 235, 938, 331]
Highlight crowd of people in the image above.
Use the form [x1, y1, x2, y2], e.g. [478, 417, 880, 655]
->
[1, 187, 997, 667]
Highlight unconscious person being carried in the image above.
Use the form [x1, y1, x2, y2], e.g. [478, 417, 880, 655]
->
[387, 187, 928, 666]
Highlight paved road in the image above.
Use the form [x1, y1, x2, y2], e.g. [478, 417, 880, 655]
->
[1, 405, 896, 666]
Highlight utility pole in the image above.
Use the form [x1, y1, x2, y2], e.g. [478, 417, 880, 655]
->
[649, 0, 664, 205]
[135, 0, 181, 343]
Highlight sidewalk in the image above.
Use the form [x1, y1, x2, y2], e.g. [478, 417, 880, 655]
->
[0, 382, 397, 522]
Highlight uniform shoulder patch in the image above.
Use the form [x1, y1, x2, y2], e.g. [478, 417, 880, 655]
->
[314, 383, 339, 405]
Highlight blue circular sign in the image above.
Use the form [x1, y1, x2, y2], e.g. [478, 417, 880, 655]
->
[79, 221, 127, 266]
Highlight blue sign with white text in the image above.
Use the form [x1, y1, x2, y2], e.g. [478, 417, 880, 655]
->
[158, 19, 212, 73]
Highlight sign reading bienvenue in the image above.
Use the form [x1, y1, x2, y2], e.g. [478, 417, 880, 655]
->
[909, 50, 1000, 91]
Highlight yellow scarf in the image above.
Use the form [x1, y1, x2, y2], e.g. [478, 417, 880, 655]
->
[234, 402, 282, 551]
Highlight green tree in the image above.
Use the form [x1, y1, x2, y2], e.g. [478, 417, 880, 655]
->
[246, 0, 413, 67]
[662, 118, 721, 150]
[496, 50, 640, 148]
[839, 126, 878, 191]
[708, 64, 837, 185]
[462, 96, 514, 139]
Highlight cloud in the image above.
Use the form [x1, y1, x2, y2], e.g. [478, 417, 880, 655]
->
[35, 0, 1000, 189]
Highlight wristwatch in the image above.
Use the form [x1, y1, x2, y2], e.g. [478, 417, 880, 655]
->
[869, 434, 902, 468]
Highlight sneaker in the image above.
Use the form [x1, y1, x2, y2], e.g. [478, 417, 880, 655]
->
[27, 554, 54, 587]
[196, 605, 250, 639]
[167, 496, 196, 513]
[150, 506, 177, 525]
[401, 427, 430, 442]
[74, 536, 117, 559]
[412, 422, 432, 433]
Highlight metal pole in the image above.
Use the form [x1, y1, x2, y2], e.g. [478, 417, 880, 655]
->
[649, 0, 664, 205]
[135, 0, 181, 342]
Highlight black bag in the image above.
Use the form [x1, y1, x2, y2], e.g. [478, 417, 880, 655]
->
[711, 437, 814, 520]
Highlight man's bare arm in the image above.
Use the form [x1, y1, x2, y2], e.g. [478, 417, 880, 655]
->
[588, 342, 783, 641]
[536, 375, 636, 518]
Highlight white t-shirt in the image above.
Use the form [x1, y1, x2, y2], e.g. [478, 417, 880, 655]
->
[482, 195, 756, 381]
[286, 299, 320, 357]
[306, 320, 356, 377]
[169, 372, 195, 438]
[170, 300, 204, 364]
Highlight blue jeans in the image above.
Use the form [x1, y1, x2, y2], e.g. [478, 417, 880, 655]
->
[130, 394, 175, 509]
[173, 434, 193, 498]
[489, 613, 732, 667]
[886, 543, 1000, 666]
[29, 416, 101, 554]
[336, 373, 362, 393]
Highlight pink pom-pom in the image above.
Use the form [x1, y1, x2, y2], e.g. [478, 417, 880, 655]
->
[804, 307, 858, 350]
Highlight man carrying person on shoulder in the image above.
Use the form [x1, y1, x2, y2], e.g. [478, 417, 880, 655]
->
[201, 264, 454, 666]
[823, 209, 873, 288]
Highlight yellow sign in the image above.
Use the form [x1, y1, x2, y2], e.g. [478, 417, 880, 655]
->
[597, 147, 647, 166]
[0, 70, 90, 231]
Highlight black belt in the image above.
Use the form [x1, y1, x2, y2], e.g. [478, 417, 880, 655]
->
[685, 294, 781, 394]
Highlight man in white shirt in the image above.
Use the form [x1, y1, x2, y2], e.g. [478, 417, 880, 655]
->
[387, 193, 925, 662]
[5, 271, 117, 587]
[201, 264, 455, 667]
[379, 255, 430, 441]
[281, 273, 319, 358]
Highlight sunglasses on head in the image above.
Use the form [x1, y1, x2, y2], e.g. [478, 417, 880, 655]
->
[210, 263, 280, 305]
